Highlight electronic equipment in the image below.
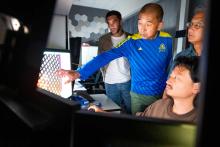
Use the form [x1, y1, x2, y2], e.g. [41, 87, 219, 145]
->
[72, 111, 197, 147]
[37, 48, 72, 98]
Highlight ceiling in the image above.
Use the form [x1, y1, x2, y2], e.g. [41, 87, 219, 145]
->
[55, 0, 158, 18]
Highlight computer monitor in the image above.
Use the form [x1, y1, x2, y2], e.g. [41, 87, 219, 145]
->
[81, 45, 98, 65]
[37, 48, 72, 98]
[72, 110, 196, 147]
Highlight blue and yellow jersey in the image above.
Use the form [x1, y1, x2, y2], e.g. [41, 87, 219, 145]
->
[77, 31, 173, 96]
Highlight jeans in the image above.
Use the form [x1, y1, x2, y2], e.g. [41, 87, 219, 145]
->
[105, 80, 131, 114]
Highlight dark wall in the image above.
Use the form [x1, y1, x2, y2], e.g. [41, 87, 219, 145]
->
[158, 0, 181, 36]
[123, 0, 181, 37]
[122, 12, 138, 34]
[0, 0, 56, 94]
[69, 37, 81, 70]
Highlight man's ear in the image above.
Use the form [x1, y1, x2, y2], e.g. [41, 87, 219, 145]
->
[193, 83, 200, 94]
[158, 21, 164, 31]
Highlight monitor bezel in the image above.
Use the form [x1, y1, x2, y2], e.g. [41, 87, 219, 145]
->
[71, 110, 196, 147]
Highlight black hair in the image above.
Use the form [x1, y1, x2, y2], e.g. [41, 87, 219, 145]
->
[139, 3, 164, 22]
[174, 56, 200, 83]
[193, 3, 207, 16]
[105, 10, 122, 21]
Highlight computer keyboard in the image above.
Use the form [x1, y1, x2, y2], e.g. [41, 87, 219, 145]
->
[72, 91, 95, 102]
[69, 91, 100, 109]
[69, 94, 89, 108]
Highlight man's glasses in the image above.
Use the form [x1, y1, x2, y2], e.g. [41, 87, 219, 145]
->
[186, 22, 204, 29]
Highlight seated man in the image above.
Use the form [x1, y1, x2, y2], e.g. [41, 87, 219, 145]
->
[89, 56, 200, 123]
[162, 6, 205, 99]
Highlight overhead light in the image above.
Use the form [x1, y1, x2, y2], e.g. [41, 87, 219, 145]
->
[11, 18, 21, 31]
[23, 25, 29, 34]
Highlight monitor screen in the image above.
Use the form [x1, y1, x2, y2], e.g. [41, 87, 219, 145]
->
[37, 49, 72, 98]
[80, 45, 98, 65]
[72, 111, 196, 147]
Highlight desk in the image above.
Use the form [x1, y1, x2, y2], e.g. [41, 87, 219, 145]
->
[73, 79, 87, 91]
[90, 94, 121, 113]
[74, 80, 121, 113]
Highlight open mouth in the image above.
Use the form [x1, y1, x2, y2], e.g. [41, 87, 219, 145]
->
[166, 84, 172, 90]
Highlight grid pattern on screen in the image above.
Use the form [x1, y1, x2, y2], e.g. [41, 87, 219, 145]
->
[37, 54, 62, 96]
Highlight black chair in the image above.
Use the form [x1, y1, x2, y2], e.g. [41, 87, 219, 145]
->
[79, 70, 105, 94]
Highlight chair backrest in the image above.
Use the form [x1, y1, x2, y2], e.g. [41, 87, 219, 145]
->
[175, 29, 187, 38]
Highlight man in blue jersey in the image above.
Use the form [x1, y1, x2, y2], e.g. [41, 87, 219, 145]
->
[57, 3, 173, 114]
